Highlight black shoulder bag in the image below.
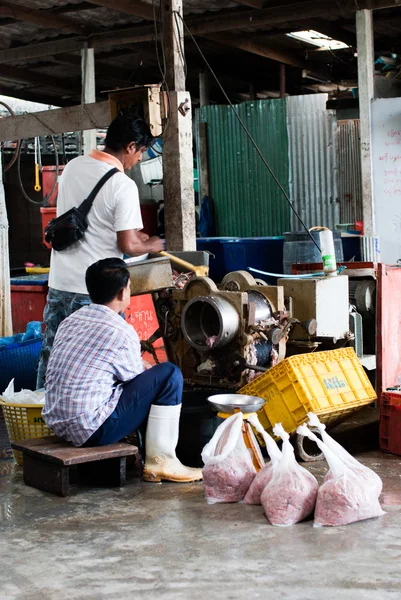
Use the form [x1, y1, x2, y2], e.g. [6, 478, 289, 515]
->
[44, 167, 119, 252]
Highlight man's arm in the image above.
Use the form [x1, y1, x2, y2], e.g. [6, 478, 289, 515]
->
[117, 230, 164, 256]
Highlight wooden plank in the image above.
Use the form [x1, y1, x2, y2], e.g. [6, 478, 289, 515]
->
[0, 101, 110, 142]
[0, 0, 88, 34]
[12, 438, 138, 465]
[23, 454, 70, 496]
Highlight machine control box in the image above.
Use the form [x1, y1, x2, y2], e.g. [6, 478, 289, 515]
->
[278, 275, 349, 340]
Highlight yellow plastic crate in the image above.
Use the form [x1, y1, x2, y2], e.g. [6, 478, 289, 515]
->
[240, 348, 377, 435]
[0, 400, 52, 465]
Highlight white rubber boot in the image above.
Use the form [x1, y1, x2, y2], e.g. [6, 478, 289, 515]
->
[143, 404, 203, 483]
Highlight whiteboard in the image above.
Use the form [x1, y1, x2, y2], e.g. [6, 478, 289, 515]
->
[372, 98, 401, 264]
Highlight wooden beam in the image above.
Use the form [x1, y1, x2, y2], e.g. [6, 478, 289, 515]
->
[51, 2, 97, 14]
[0, 64, 80, 95]
[203, 32, 326, 73]
[53, 53, 159, 88]
[0, 85, 71, 107]
[0, 101, 110, 142]
[54, 53, 126, 86]
[0, 2, 96, 27]
[85, 0, 154, 20]
[0, 25, 156, 63]
[0, 1, 89, 34]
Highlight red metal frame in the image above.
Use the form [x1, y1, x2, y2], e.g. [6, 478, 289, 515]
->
[376, 264, 401, 401]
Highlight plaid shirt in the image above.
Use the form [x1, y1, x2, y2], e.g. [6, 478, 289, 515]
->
[43, 304, 144, 446]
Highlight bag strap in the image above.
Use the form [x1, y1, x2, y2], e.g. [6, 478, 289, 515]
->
[78, 167, 119, 217]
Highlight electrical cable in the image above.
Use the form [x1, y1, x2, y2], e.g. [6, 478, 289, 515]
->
[173, 9, 188, 79]
[0, 101, 21, 173]
[17, 135, 59, 205]
[152, 0, 171, 141]
[172, 10, 321, 252]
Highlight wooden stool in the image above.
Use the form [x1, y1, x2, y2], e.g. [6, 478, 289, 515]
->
[11, 436, 138, 497]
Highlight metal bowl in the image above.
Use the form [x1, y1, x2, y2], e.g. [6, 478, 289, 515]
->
[207, 393, 266, 414]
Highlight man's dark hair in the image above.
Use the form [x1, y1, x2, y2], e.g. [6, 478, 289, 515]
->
[85, 258, 130, 304]
[105, 115, 154, 152]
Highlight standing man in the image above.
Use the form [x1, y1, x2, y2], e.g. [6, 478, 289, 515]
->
[37, 115, 164, 387]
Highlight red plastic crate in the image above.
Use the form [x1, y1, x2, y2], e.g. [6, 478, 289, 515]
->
[11, 284, 48, 333]
[380, 391, 401, 454]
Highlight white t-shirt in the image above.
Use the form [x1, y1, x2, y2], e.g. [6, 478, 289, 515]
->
[49, 154, 143, 294]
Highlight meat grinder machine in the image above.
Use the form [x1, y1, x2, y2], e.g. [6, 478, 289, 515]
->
[124, 252, 351, 390]
[152, 270, 351, 390]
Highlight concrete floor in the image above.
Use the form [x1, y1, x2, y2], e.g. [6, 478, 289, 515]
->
[1, 411, 401, 600]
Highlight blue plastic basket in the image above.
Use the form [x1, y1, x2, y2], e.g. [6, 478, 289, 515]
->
[0, 337, 43, 393]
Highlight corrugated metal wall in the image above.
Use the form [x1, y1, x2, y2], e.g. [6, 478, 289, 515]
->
[287, 94, 339, 230]
[200, 100, 290, 237]
[337, 119, 363, 224]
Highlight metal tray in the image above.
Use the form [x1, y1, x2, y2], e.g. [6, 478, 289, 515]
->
[207, 393, 266, 414]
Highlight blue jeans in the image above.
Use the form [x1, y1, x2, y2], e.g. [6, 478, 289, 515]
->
[83, 362, 183, 447]
[36, 287, 91, 389]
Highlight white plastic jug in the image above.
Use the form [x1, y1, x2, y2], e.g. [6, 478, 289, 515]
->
[310, 227, 337, 276]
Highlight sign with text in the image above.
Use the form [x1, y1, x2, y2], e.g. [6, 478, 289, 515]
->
[372, 98, 401, 264]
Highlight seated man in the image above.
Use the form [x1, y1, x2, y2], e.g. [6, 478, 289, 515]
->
[43, 258, 202, 483]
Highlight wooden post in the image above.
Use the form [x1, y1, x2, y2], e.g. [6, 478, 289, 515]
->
[0, 150, 13, 336]
[356, 9, 375, 238]
[280, 63, 286, 98]
[162, 0, 196, 251]
[81, 45, 97, 155]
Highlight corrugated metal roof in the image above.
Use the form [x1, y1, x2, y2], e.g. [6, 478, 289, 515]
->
[287, 93, 339, 231]
[337, 119, 362, 224]
[0, 1, 397, 108]
[200, 99, 290, 237]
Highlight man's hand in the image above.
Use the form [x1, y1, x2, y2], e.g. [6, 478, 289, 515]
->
[117, 230, 165, 256]
[142, 360, 153, 370]
[139, 231, 149, 242]
[147, 236, 165, 253]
